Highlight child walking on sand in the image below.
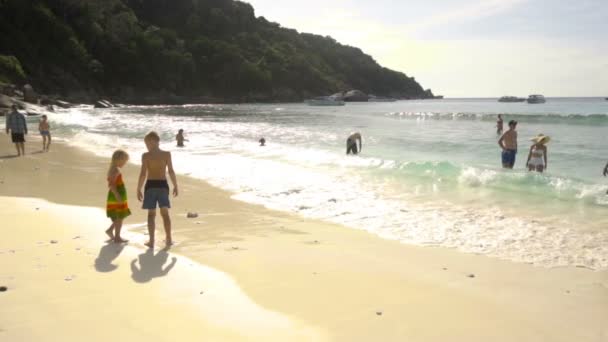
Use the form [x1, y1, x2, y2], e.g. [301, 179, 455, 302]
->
[106, 150, 131, 243]
[39, 115, 51, 152]
[137, 132, 179, 248]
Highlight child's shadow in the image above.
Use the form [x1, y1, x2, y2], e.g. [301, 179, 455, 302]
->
[130, 249, 177, 283]
[94, 243, 125, 272]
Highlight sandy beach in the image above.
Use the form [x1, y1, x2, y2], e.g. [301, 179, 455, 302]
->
[1, 135, 607, 342]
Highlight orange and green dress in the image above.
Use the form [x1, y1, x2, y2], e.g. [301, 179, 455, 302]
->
[106, 173, 131, 220]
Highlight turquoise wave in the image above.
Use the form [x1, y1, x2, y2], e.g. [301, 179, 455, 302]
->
[385, 112, 608, 125]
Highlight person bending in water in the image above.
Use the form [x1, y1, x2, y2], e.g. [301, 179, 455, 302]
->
[137, 131, 179, 248]
[346, 132, 362, 155]
[176, 129, 188, 147]
[498, 120, 518, 169]
[496, 114, 504, 135]
[526, 134, 550, 173]
[259, 137, 266, 146]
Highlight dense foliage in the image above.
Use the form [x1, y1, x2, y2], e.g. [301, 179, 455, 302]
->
[0, 0, 432, 102]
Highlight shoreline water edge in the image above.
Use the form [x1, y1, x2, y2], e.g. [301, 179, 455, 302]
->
[1, 129, 607, 340]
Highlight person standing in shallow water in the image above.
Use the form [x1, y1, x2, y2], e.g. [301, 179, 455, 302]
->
[259, 137, 266, 146]
[346, 132, 362, 155]
[496, 114, 504, 135]
[176, 129, 188, 147]
[525, 134, 550, 173]
[498, 120, 518, 169]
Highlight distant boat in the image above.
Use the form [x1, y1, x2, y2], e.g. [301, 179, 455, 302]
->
[368, 95, 397, 102]
[498, 96, 525, 103]
[305, 97, 345, 106]
[527, 94, 546, 104]
[433, 95, 444, 99]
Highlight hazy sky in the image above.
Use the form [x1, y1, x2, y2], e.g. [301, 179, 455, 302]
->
[245, 0, 608, 97]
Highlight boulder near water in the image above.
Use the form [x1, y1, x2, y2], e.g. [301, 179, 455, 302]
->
[94, 99, 114, 108]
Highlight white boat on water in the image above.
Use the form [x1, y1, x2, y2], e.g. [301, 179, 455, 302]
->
[527, 94, 546, 104]
[305, 97, 345, 106]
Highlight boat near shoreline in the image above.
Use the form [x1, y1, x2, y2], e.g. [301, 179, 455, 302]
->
[527, 94, 546, 104]
[498, 96, 526, 103]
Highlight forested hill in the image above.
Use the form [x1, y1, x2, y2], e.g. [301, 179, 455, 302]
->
[0, 0, 433, 103]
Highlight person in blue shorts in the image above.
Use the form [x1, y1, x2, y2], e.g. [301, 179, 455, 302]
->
[498, 120, 518, 169]
[137, 132, 179, 248]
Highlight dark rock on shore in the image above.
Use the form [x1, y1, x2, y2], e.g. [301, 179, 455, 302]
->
[23, 84, 38, 103]
[344, 90, 369, 102]
[94, 99, 114, 108]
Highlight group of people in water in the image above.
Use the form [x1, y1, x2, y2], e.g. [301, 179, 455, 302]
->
[497, 114, 550, 173]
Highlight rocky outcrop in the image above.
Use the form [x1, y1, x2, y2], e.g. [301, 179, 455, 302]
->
[23, 84, 38, 103]
[94, 99, 114, 108]
[343, 90, 369, 102]
[1, 84, 18, 97]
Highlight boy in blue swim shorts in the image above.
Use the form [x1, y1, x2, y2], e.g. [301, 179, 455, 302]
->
[498, 120, 518, 169]
[137, 131, 179, 248]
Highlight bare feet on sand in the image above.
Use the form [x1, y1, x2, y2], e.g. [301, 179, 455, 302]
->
[144, 240, 154, 248]
[105, 227, 114, 241]
[114, 237, 129, 244]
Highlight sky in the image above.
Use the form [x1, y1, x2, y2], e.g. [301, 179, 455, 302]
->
[245, 0, 608, 97]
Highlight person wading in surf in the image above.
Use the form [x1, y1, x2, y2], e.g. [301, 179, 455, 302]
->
[346, 132, 362, 155]
[498, 120, 518, 169]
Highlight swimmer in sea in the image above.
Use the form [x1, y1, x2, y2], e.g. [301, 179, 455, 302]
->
[259, 137, 266, 146]
[346, 132, 362, 155]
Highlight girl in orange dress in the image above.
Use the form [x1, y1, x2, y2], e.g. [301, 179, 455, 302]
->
[106, 150, 131, 243]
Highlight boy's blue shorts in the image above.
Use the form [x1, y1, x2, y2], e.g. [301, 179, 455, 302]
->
[142, 188, 171, 209]
[501, 149, 517, 166]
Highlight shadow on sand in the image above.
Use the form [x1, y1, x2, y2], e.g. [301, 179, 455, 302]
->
[94, 243, 125, 272]
[0, 154, 18, 159]
[130, 248, 177, 283]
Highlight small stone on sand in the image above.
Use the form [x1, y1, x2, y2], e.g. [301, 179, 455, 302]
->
[442, 267, 448, 271]
[376, 311, 382, 316]
[0, 286, 7, 292]
[187, 212, 199, 218]
[50, 240, 58, 244]
[73, 236, 80, 239]
[200, 291, 204, 295]
[467, 274, 475, 278]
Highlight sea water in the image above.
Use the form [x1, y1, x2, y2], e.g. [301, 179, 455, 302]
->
[47, 98, 608, 269]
